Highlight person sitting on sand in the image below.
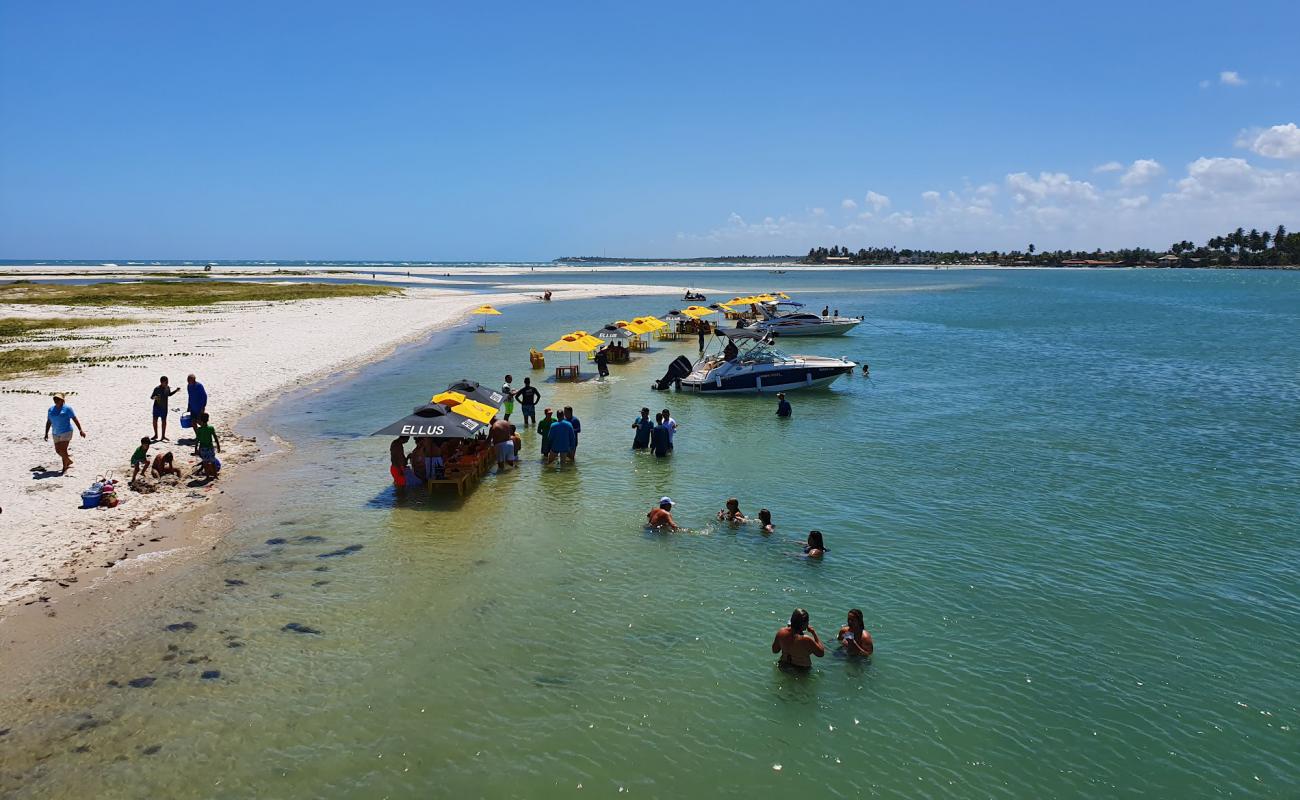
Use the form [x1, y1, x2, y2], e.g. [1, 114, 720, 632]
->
[647, 497, 680, 531]
[193, 412, 221, 479]
[771, 608, 825, 669]
[756, 508, 774, 534]
[130, 437, 151, 483]
[803, 530, 827, 559]
[837, 609, 874, 657]
[717, 497, 747, 524]
[151, 451, 182, 479]
[389, 436, 409, 487]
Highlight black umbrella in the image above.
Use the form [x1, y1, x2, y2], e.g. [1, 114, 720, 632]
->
[371, 402, 486, 438]
[445, 379, 506, 410]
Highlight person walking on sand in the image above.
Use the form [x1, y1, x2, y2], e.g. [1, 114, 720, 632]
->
[150, 375, 180, 441]
[837, 608, 874, 657]
[772, 608, 825, 669]
[776, 392, 792, 418]
[44, 392, 85, 473]
[501, 375, 515, 421]
[516, 377, 541, 427]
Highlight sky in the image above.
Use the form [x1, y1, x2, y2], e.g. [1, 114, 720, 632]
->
[1, 0, 1298, 261]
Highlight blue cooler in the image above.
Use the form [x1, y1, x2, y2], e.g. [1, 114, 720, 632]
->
[181, 412, 193, 429]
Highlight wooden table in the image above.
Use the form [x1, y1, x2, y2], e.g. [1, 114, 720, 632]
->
[629, 338, 649, 351]
[555, 364, 580, 380]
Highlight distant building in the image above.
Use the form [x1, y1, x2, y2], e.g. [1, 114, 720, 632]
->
[1157, 254, 1180, 265]
[825, 256, 851, 263]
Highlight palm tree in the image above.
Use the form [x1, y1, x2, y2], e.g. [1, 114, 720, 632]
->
[1276, 225, 1287, 247]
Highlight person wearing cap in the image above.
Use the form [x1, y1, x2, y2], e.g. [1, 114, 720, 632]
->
[776, 392, 792, 418]
[536, 408, 556, 459]
[647, 497, 680, 531]
[44, 392, 85, 473]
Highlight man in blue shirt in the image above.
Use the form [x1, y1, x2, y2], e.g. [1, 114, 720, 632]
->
[563, 406, 581, 460]
[546, 414, 575, 465]
[186, 374, 208, 453]
[43, 392, 86, 473]
[776, 392, 792, 418]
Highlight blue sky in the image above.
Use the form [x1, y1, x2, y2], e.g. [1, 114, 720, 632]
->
[1, 0, 1297, 260]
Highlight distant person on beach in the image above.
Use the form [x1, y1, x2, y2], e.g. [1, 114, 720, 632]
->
[537, 408, 556, 459]
[194, 412, 221, 479]
[660, 408, 677, 450]
[631, 407, 654, 450]
[150, 375, 180, 441]
[564, 406, 581, 458]
[776, 392, 792, 418]
[489, 418, 514, 472]
[44, 392, 85, 473]
[547, 412, 576, 464]
[516, 378, 541, 427]
[151, 451, 182, 479]
[717, 498, 747, 524]
[803, 530, 827, 559]
[501, 375, 515, 421]
[389, 436, 409, 487]
[647, 497, 680, 531]
[543, 290, 552, 301]
[772, 608, 825, 669]
[130, 437, 151, 482]
[837, 609, 874, 657]
[757, 508, 774, 533]
[650, 413, 671, 458]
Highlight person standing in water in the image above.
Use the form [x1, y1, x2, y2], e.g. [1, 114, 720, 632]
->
[697, 325, 706, 352]
[660, 408, 677, 450]
[389, 435, 410, 487]
[537, 408, 555, 459]
[516, 377, 541, 427]
[837, 609, 874, 656]
[631, 407, 654, 450]
[647, 497, 680, 531]
[771, 608, 825, 669]
[501, 375, 515, 421]
[803, 530, 827, 558]
[564, 406, 581, 458]
[776, 392, 792, 418]
[489, 417, 514, 472]
[650, 413, 671, 458]
[594, 347, 610, 378]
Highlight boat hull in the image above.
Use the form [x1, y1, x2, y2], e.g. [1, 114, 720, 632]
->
[679, 364, 852, 394]
[756, 320, 861, 336]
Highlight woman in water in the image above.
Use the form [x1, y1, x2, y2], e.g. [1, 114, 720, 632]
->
[771, 607, 825, 669]
[717, 497, 747, 524]
[756, 508, 774, 534]
[803, 530, 827, 558]
[837, 608, 874, 657]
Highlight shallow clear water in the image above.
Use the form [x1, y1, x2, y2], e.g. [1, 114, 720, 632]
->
[2, 269, 1297, 798]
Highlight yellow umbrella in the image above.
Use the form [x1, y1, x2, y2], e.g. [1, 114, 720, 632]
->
[430, 392, 498, 424]
[682, 305, 715, 318]
[631, 315, 667, 332]
[472, 304, 502, 315]
[544, 331, 602, 352]
[615, 319, 652, 336]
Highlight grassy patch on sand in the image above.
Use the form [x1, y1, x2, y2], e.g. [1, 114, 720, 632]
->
[0, 281, 396, 307]
[0, 347, 74, 379]
[0, 316, 139, 338]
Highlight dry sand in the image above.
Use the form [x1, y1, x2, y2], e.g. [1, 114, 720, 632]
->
[0, 282, 679, 611]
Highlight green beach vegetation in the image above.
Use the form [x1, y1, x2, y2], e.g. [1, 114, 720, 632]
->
[0, 346, 74, 379]
[802, 223, 1300, 268]
[0, 316, 139, 338]
[0, 281, 397, 307]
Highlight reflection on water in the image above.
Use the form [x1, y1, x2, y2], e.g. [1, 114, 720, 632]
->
[2, 269, 1298, 798]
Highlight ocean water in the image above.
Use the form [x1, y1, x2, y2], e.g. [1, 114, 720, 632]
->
[1, 269, 1297, 798]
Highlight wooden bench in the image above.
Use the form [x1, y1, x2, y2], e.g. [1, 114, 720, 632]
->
[426, 470, 472, 495]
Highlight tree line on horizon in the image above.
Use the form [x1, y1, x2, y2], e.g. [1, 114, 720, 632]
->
[802, 224, 1298, 268]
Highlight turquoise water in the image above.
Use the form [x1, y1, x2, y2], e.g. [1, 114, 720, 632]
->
[2, 269, 1297, 798]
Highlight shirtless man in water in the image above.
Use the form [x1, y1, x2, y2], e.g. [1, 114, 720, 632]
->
[771, 608, 825, 669]
[489, 418, 514, 472]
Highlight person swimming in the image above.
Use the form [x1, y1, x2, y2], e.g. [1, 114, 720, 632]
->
[647, 497, 680, 531]
[756, 508, 774, 533]
[717, 497, 747, 524]
[837, 608, 874, 657]
[803, 530, 827, 558]
[771, 608, 825, 669]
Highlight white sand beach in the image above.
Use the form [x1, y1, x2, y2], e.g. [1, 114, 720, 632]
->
[0, 282, 679, 610]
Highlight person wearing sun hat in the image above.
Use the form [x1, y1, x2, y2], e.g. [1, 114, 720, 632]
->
[647, 496, 679, 531]
[43, 392, 86, 473]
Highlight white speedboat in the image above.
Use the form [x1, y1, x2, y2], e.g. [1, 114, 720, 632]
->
[753, 301, 862, 336]
[653, 330, 855, 394]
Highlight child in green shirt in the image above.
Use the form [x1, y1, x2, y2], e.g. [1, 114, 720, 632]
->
[194, 413, 222, 479]
[130, 437, 150, 482]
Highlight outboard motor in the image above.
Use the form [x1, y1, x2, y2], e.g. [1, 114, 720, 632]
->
[652, 356, 693, 391]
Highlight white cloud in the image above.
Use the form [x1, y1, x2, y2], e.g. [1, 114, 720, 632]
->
[1120, 159, 1165, 187]
[811, 207, 825, 217]
[921, 190, 941, 202]
[1006, 172, 1099, 205]
[1118, 196, 1149, 209]
[841, 198, 857, 210]
[1220, 70, 1246, 86]
[864, 190, 891, 212]
[1237, 123, 1300, 159]
[1094, 161, 1124, 173]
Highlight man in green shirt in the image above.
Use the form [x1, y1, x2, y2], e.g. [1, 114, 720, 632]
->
[536, 408, 556, 459]
[194, 412, 222, 479]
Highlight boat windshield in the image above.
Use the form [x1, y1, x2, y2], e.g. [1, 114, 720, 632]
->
[737, 339, 790, 364]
